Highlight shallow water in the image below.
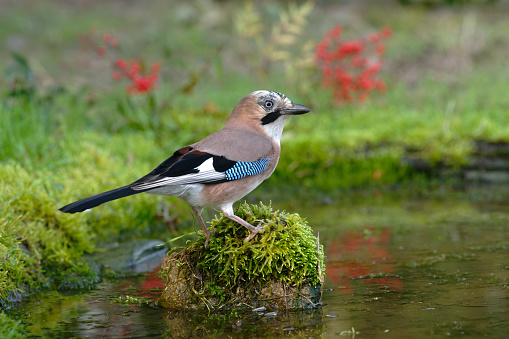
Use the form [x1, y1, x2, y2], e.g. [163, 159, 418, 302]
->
[7, 185, 509, 338]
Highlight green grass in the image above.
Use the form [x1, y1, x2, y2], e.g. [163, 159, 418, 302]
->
[2, 0, 509, 313]
[0, 312, 26, 339]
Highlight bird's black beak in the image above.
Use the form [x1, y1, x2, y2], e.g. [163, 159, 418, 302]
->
[281, 103, 312, 115]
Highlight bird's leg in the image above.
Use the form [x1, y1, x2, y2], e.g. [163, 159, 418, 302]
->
[191, 206, 213, 247]
[221, 210, 266, 242]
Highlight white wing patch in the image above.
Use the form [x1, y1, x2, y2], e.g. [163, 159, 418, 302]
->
[131, 158, 226, 190]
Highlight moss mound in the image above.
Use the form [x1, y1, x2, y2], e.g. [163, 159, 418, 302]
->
[158, 202, 324, 310]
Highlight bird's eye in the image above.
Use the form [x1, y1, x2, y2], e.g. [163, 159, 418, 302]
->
[264, 100, 274, 109]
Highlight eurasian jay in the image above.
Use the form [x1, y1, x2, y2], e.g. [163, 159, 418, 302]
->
[59, 90, 311, 244]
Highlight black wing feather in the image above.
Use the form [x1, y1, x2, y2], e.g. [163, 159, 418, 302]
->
[59, 146, 242, 214]
[212, 156, 237, 172]
[130, 149, 233, 187]
[131, 145, 195, 185]
[59, 186, 148, 213]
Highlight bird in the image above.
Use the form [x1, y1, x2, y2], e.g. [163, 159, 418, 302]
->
[59, 90, 311, 245]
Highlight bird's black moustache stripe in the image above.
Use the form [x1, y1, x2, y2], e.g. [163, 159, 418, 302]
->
[261, 110, 281, 125]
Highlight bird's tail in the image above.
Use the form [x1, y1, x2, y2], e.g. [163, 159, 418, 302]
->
[59, 186, 143, 214]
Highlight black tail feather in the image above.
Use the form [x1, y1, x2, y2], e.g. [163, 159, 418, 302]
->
[59, 186, 142, 214]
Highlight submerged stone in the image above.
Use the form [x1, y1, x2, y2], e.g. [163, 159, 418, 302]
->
[91, 240, 167, 273]
[158, 202, 324, 310]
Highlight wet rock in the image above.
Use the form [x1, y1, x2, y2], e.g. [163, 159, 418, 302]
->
[252, 306, 266, 312]
[0, 289, 26, 310]
[91, 240, 167, 273]
[463, 170, 509, 183]
[462, 141, 509, 183]
[159, 253, 321, 310]
[403, 141, 509, 183]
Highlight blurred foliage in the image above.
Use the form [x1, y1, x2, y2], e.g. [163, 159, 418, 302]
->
[399, 0, 498, 5]
[4, 53, 36, 98]
[0, 312, 27, 339]
[235, 0, 316, 92]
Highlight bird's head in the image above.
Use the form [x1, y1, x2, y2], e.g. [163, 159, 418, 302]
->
[228, 90, 311, 143]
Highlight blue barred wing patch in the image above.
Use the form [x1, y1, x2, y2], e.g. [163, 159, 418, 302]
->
[225, 158, 269, 181]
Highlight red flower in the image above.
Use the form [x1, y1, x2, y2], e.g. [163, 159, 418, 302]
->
[79, 29, 160, 95]
[112, 71, 122, 80]
[151, 62, 160, 72]
[109, 39, 119, 48]
[115, 58, 128, 70]
[368, 33, 381, 43]
[338, 41, 363, 56]
[382, 27, 392, 37]
[375, 44, 386, 56]
[97, 46, 106, 55]
[326, 25, 342, 39]
[315, 25, 391, 104]
[114, 58, 160, 94]
[359, 76, 374, 90]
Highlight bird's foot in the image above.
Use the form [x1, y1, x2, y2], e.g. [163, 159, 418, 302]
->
[221, 211, 266, 242]
[204, 228, 215, 248]
[244, 221, 265, 242]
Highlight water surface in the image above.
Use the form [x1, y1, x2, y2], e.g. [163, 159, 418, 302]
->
[7, 185, 509, 338]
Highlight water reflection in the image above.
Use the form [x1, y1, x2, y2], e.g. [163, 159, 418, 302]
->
[7, 186, 509, 337]
[327, 228, 403, 295]
[161, 308, 324, 338]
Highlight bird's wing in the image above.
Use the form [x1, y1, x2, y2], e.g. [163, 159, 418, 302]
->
[130, 146, 270, 191]
[193, 127, 275, 161]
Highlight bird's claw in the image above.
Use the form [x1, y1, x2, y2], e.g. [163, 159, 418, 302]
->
[244, 220, 265, 242]
[204, 228, 216, 248]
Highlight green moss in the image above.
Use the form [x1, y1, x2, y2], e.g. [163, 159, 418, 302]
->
[0, 312, 27, 339]
[277, 141, 412, 190]
[159, 203, 324, 309]
[0, 216, 38, 301]
[195, 202, 324, 288]
[110, 294, 152, 306]
[0, 162, 100, 297]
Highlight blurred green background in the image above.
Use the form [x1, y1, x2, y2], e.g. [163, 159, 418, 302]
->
[1, 0, 509, 313]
